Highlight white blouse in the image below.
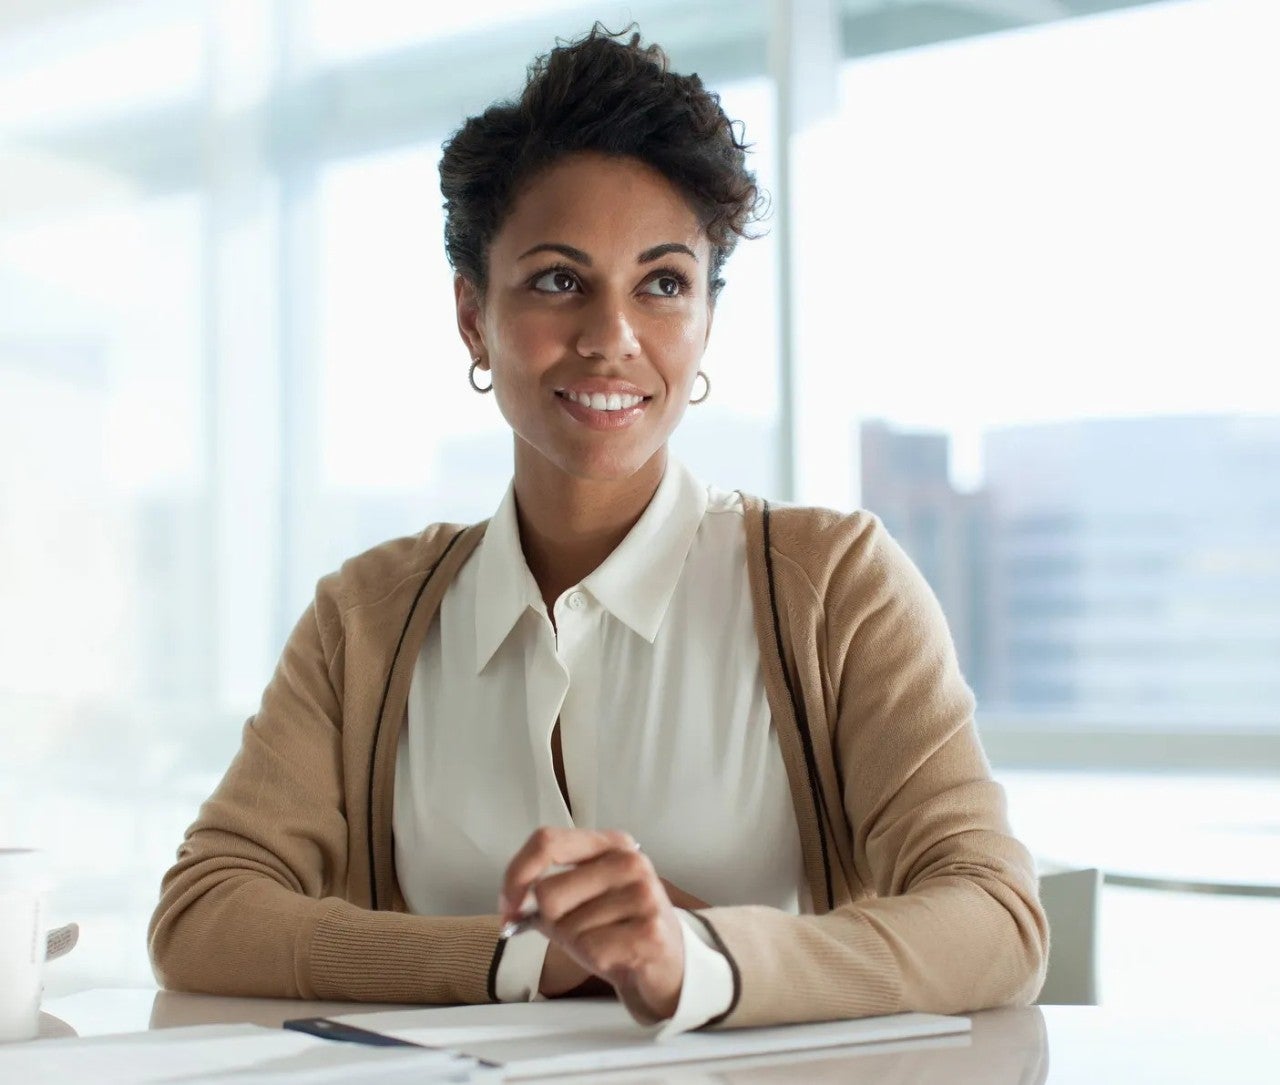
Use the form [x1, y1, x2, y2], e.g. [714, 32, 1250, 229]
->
[393, 456, 807, 1034]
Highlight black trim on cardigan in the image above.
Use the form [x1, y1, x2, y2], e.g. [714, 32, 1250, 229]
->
[762, 501, 835, 912]
[367, 528, 468, 909]
[687, 910, 742, 1026]
[485, 934, 508, 1003]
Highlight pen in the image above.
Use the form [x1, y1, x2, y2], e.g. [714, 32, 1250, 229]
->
[499, 915, 537, 940]
[498, 861, 572, 940]
[499, 843, 642, 940]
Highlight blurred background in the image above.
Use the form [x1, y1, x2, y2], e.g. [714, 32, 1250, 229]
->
[1, 0, 1277, 1006]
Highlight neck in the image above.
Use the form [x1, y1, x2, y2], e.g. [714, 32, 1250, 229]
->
[512, 441, 667, 610]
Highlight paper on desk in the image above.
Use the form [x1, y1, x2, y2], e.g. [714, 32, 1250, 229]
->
[0, 1022, 498, 1085]
[333, 999, 972, 1078]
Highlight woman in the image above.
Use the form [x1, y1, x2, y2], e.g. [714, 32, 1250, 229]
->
[149, 25, 1047, 1034]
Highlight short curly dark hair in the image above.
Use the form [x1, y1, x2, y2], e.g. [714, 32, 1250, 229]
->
[439, 23, 764, 302]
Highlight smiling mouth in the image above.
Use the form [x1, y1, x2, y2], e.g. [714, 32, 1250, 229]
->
[554, 390, 654, 412]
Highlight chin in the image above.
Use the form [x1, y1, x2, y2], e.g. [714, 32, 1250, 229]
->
[547, 440, 664, 484]
[561, 453, 651, 483]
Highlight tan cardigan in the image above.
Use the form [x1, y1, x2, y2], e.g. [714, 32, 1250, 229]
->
[148, 495, 1048, 1028]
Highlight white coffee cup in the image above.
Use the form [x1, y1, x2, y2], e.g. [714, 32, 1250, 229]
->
[0, 848, 47, 1043]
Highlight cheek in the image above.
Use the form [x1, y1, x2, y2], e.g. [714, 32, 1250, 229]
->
[492, 311, 566, 370]
[654, 313, 709, 375]
[486, 315, 560, 429]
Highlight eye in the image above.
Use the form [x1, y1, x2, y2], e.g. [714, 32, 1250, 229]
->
[531, 266, 580, 294]
[641, 269, 693, 297]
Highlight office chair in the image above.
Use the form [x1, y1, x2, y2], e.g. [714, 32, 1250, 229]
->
[1036, 867, 1102, 1005]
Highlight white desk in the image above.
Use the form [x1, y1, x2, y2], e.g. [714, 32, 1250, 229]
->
[30, 988, 1278, 1083]
[1003, 771, 1280, 897]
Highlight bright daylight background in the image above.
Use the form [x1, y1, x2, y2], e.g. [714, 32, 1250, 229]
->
[1, 0, 1277, 1007]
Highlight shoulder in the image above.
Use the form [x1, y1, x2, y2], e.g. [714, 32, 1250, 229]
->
[313, 520, 486, 628]
[737, 492, 933, 623]
[741, 493, 899, 584]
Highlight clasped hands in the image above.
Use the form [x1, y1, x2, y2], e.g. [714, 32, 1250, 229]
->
[499, 827, 708, 1022]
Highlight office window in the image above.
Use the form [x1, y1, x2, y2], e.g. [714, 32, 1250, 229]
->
[825, 0, 1280, 1009]
[825, 0, 1279, 743]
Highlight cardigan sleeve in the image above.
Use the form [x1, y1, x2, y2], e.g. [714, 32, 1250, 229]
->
[146, 591, 502, 1004]
[693, 515, 1049, 1027]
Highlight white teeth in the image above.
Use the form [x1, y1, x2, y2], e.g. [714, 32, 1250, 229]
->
[563, 390, 644, 411]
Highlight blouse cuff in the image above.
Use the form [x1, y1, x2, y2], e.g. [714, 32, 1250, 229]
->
[628, 910, 734, 1038]
[493, 927, 551, 1002]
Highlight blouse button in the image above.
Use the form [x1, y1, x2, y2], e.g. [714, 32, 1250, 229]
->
[567, 591, 587, 611]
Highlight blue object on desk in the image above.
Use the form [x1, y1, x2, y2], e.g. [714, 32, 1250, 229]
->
[283, 1016, 422, 1047]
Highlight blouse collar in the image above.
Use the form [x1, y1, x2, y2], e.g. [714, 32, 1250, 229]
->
[474, 455, 709, 673]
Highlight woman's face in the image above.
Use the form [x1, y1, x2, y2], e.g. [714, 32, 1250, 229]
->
[456, 151, 714, 484]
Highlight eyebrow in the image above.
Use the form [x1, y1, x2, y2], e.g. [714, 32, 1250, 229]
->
[517, 242, 698, 265]
[638, 242, 698, 264]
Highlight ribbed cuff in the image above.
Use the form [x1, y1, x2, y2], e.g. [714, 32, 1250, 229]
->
[699, 904, 901, 1027]
[307, 900, 501, 1004]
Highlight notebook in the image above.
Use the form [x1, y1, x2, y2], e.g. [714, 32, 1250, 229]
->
[0, 1022, 499, 1084]
[295, 999, 971, 1078]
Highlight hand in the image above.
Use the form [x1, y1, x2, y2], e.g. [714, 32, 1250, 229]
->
[537, 879, 709, 998]
[538, 941, 608, 998]
[502, 827, 686, 1021]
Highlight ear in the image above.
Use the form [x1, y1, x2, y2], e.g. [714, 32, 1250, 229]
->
[454, 274, 486, 364]
[702, 295, 716, 350]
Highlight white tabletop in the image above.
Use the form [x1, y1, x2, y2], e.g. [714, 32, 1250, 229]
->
[25, 988, 1279, 1083]
[1002, 770, 1280, 895]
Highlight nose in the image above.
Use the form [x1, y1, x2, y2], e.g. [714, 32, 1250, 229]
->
[575, 292, 640, 361]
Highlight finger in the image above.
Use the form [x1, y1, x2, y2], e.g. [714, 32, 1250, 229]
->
[500, 827, 637, 919]
[532, 848, 655, 926]
[539, 881, 657, 945]
[571, 912, 682, 995]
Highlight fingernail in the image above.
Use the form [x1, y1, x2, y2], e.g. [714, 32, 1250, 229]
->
[497, 892, 508, 916]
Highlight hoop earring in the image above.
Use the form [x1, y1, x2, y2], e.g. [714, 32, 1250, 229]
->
[469, 358, 492, 394]
[689, 370, 710, 405]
